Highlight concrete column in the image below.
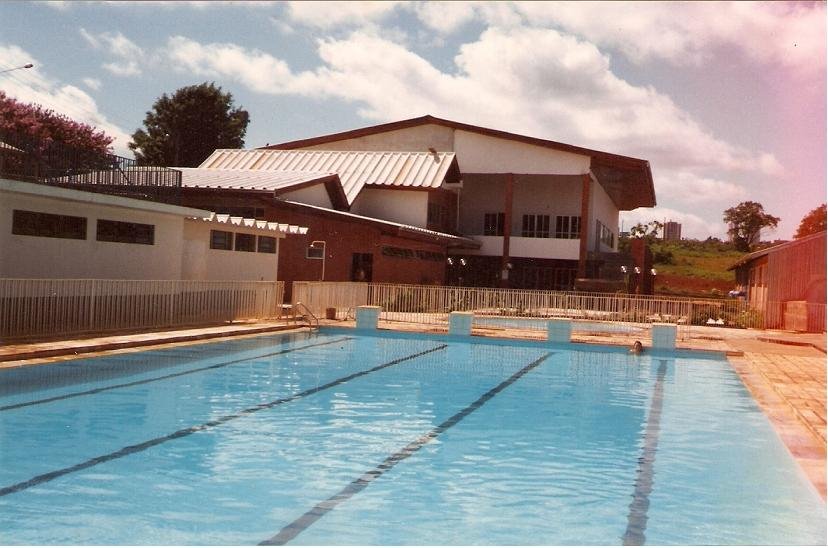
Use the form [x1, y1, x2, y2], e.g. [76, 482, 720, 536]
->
[449, 311, 474, 336]
[547, 318, 572, 343]
[355, 305, 381, 330]
[651, 323, 677, 350]
[500, 173, 514, 288]
[578, 173, 591, 278]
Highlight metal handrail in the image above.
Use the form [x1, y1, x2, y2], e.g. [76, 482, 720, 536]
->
[294, 301, 320, 330]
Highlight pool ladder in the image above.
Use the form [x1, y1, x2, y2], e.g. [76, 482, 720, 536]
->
[293, 302, 320, 331]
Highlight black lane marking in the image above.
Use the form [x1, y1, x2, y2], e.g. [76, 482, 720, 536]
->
[0, 344, 448, 499]
[259, 351, 553, 546]
[622, 360, 669, 546]
[0, 337, 354, 412]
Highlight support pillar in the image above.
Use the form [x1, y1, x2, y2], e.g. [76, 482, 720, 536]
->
[578, 173, 591, 279]
[500, 173, 514, 288]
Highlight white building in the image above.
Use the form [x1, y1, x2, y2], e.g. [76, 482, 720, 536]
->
[0, 178, 306, 281]
[190, 115, 656, 290]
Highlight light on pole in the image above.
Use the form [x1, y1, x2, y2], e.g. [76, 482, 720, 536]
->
[0, 63, 34, 74]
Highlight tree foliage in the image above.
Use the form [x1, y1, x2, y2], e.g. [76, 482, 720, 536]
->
[0, 91, 113, 154]
[794, 204, 826, 239]
[629, 220, 663, 241]
[129, 82, 250, 167]
[723, 201, 780, 252]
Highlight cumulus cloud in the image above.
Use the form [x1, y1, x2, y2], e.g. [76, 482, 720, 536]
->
[285, 1, 403, 30]
[81, 77, 102, 90]
[80, 28, 145, 77]
[0, 43, 132, 155]
[654, 170, 749, 206]
[620, 206, 726, 240]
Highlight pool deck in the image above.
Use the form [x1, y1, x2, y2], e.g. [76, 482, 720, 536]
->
[1, 320, 824, 499]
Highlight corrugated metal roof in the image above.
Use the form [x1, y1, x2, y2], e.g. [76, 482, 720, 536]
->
[177, 168, 335, 192]
[198, 149, 456, 205]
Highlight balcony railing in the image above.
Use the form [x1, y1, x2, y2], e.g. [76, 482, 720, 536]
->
[0, 129, 181, 204]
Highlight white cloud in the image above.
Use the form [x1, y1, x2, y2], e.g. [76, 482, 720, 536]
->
[654, 170, 748, 207]
[411, 2, 826, 81]
[81, 77, 102, 90]
[80, 28, 146, 77]
[285, 1, 404, 29]
[0, 43, 132, 155]
[620, 207, 725, 240]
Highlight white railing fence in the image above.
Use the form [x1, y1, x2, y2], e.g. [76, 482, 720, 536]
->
[293, 281, 774, 339]
[0, 279, 284, 340]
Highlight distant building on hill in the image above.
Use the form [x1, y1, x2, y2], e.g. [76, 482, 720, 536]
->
[663, 221, 681, 241]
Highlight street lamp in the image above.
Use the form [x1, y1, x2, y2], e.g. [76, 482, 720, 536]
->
[309, 240, 326, 281]
[0, 63, 34, 74]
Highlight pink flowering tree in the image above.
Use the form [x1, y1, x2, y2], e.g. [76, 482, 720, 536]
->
[0, 91, 113, 155]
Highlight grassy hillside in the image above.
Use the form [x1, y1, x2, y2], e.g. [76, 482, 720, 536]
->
[648, 239, 744, 297]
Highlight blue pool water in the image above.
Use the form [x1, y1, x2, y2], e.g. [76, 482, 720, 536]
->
[0, 329, 824, 545]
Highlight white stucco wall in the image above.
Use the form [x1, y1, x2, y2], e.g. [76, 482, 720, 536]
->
[303, 124, 455, 153]
[278, 184, 332, 208]
[588, 174, 619, 252]
[453, 130, 590, 175]
[350, 188, 429, 228]
[182, 220, 281, 281]
[0, 181, 195, 279]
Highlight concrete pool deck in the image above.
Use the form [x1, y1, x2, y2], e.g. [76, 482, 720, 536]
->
[0, 320, 824, 499]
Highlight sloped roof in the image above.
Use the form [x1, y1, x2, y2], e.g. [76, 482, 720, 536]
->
[177, 168, 337, 192]
[728, 231, 827, 270]
[278, 199, 480, 249]
[263, 114, 656, 211]
[198, 149, 460, 206]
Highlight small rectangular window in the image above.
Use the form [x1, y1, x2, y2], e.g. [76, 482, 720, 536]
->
[483, 212, 505, 236]
[12, 210, 86, 240]
[522, 214, 550, 238]
[210, 230, 233, 250]
[257, 235, 277, 254]
[234, 233, 256, 252]
[306, 245, 324, 259]
[555, 216, 581, 239]
[96, 219, 154, 245]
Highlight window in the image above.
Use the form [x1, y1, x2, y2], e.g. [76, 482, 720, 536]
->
[210, 230, 233, 250]
[12, 210, 86, 240]
[257, 235, 277, 254]
[521, 214, 550, 238]
[306, 245, 324, 259]
[596, 221, 614, 248]
[483, 212, 505, 236]
[234, 233, 256, 252]
[96, 219, 154, 245]
[555, 216, 581, 239]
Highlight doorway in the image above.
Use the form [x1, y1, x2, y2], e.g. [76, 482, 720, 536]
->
[351, 253, 373, 282]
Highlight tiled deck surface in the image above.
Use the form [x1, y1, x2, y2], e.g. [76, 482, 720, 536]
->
[1, 320, 825, 498]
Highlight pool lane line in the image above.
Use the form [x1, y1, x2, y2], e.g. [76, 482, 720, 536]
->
[0, 336, 354, 413]
[259, 351, 553, 546]
[622, 360, 669, 546]
[0, 344, 448, 499]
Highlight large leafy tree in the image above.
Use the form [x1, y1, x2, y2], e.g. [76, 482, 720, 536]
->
[0, 91, 113, 154]
[129, 82, 249, 167]
[723, 201, 780, 252]
[794, 204, 826, 239]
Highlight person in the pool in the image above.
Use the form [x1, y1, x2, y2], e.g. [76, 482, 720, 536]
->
[630, 340, 644, 354]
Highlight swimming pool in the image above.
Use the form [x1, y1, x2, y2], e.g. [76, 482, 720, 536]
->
[473, 316, 647, 334]
[0, 329, 824, 545]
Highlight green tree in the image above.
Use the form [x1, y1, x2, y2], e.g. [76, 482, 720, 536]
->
[794, 204, 826, 239]
[629, 220, 663, 241]
[723, 201, 780, 252]
[129, 82, 249, 167]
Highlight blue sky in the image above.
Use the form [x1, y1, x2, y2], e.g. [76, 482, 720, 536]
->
[1, 1, 825, 240]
